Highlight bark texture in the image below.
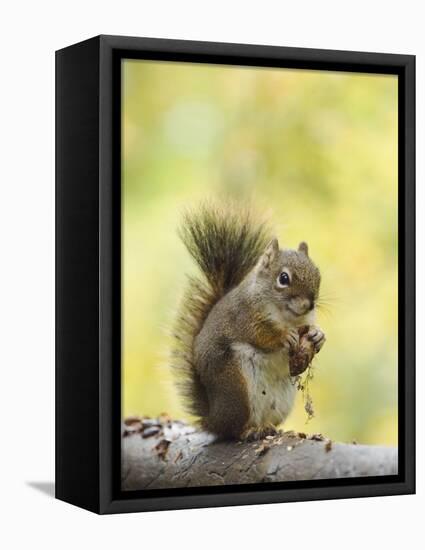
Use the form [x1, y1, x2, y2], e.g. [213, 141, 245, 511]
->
[122, 417, 397, 491]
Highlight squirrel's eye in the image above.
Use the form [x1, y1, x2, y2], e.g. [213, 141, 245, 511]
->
[277, 271, 290, 287]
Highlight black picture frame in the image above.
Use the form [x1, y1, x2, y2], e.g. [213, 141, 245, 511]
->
[55, 35, 415, 514]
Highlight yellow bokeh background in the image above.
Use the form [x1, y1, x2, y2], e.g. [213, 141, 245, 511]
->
[122, 60, 398, 446]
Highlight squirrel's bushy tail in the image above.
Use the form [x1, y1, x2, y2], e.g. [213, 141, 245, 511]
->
[171, 203, 271, 421]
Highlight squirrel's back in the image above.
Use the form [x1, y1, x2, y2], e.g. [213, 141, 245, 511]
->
[171, 204, 271, 421]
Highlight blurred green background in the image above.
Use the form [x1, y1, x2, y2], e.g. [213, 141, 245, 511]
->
[122, 60, 398, 446]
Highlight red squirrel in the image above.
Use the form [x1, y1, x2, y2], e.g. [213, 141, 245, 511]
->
[171, 205, 325, 440]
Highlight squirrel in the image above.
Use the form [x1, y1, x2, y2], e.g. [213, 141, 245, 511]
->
[171, 204, 326, 441]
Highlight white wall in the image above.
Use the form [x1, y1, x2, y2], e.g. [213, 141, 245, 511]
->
[1, 1, 422, 548]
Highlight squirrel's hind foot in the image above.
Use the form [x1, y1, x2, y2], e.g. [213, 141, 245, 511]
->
[241, 425, 282, 442]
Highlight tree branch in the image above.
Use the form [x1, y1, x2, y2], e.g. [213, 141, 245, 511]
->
[122, 417, 397, 491]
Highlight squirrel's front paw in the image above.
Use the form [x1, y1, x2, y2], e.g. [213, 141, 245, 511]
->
[306, 326, 326, 353]
[288, 325, 325, 376]
[282, 328, 299, 352]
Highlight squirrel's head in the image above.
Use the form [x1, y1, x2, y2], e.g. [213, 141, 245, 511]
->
[251, 238, 321, 324]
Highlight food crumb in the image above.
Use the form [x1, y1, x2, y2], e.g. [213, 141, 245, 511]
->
[309, 433, 326, 442]
[155, 439, 171, 460]
[141, 426, 161, 438]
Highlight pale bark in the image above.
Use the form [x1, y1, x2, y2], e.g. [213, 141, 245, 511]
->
[122, 418, 397, 491]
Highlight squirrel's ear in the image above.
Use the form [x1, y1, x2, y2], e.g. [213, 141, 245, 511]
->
[260, 238, 279, 269]
[298, 242, 309, 257]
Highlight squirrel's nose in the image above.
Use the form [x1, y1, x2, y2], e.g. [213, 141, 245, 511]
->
[299, 297, 311, 313]
[291, 296, 311, 314]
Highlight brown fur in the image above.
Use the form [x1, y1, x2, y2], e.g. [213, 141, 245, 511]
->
[202, 357, 251, 439]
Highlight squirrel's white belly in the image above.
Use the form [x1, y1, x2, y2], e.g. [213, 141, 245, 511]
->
[233, 343, 296, 428]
